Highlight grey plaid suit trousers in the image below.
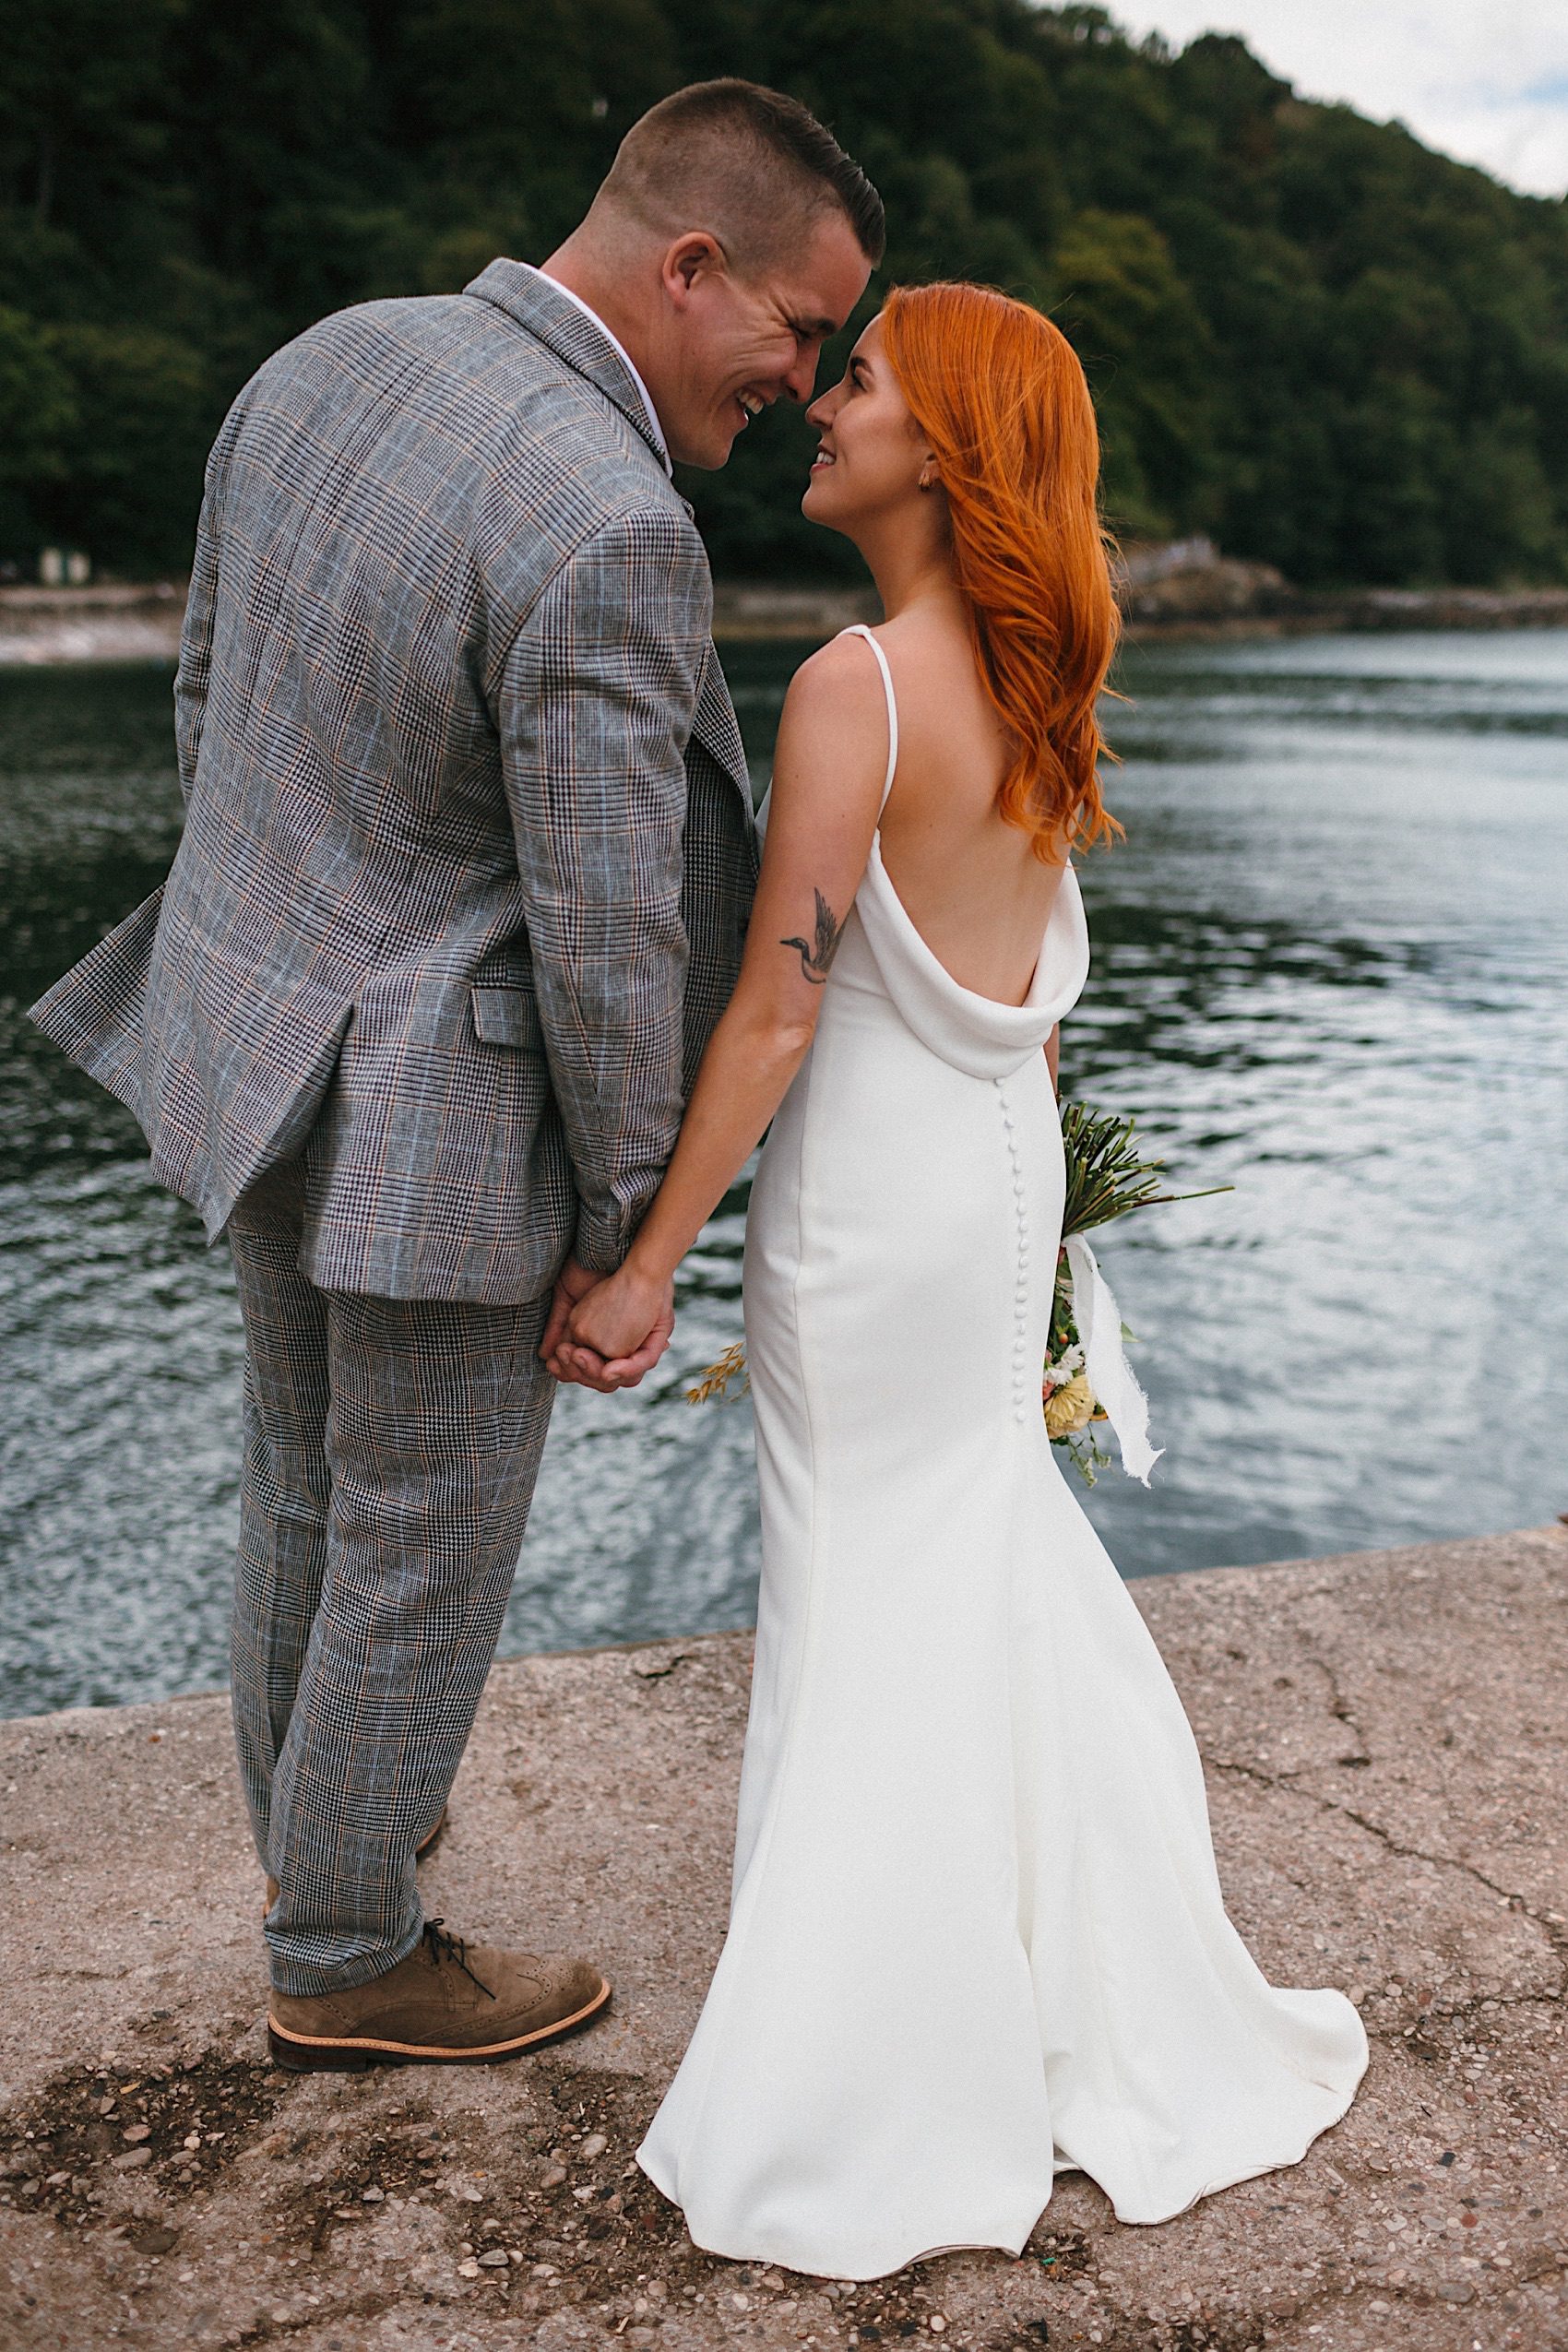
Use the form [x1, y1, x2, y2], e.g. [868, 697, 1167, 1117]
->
[229, 1161, 555, 1998]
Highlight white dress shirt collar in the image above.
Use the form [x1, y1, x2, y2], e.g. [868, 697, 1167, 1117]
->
[528, 265, 671, 475]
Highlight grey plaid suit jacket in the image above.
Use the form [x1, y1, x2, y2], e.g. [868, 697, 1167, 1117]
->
[31, 261, 758, 1302]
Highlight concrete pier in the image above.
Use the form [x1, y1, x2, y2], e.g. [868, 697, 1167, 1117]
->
[3, 1526, 1565, 2349]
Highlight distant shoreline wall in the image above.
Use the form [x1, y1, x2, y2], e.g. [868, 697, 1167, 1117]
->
[0, 582, 186, 666]
[5, 568, 1568, 667]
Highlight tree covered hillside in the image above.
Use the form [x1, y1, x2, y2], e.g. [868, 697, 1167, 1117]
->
[4, 0, 1568, 586]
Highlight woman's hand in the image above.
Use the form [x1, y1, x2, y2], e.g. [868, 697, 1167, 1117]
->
[554, 1260, 674, 1389]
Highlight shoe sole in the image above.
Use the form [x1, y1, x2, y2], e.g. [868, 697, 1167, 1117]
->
[266, 1973, 612, 2073]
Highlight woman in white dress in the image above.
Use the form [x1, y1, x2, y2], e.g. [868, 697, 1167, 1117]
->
[552, 280, 1367, 2281]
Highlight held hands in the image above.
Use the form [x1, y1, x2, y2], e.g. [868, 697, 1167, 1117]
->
[540, 1255, 674, 1392]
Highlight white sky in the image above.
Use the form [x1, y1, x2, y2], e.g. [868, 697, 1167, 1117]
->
[1112, 2, 1568, 197]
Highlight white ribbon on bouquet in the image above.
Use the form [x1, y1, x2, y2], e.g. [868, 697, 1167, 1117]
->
[1063, 1232, 1163, 1486]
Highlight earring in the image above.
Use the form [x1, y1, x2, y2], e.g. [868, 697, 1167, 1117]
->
[919, 471, 934, 492]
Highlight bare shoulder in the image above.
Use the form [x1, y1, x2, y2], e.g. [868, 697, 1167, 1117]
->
[781, 628, 889, 718]
[778, 631, 889, 765]
[767, 631, 891, 818]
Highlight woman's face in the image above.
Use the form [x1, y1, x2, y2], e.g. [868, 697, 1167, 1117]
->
[802, 315, 932, 533]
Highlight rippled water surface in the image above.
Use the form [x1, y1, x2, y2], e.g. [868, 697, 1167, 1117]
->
[3, 632, 1565, 1716]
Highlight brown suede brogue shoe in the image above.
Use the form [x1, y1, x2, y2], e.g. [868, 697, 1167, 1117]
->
[262, 1806, 447, 1917]
[267, 1918, 611, 2071]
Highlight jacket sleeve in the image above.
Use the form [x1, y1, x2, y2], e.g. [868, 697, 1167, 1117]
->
[173, 397, 246, 804]
[172, 487, 220, 805]
[498, 502, 710, 1274]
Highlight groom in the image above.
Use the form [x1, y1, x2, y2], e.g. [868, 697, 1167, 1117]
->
[31, 79, 880, 2069]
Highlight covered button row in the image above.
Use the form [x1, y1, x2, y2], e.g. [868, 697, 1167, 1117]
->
[998, 1079, 1035, 1426]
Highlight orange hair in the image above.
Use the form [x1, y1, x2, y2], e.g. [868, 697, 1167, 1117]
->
[881, 281, 1122, 861]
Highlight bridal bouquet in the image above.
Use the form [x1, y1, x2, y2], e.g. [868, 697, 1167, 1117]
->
[687, 1103, 1226, 1488]
[1040, 1102, 1226, 1486]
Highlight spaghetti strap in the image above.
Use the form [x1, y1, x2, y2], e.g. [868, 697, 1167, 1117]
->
[837, 624, 898, 814]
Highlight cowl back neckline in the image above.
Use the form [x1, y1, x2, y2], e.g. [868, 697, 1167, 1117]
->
[836, 624, 1089, 1080]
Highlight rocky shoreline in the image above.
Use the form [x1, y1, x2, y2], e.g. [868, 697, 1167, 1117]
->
[4, 562, 1568, 666]
[3, 1524, 1565, 2350]
[0, 581, 189, 666]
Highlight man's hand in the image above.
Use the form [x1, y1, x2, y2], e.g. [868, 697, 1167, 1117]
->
[540, 1258, 618, 1392]
[540, 1255, 673, 1392]
[562, 1260, 674, 1391]
[540, 1255, 600, 1361]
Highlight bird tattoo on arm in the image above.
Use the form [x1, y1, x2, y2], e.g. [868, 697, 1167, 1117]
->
[781, 890, 843, 985]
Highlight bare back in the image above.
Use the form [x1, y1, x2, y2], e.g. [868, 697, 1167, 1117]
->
[869, 606, 1068, 1008]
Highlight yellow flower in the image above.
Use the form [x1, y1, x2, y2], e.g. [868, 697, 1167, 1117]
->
[1043, 1372, 1096, 1439]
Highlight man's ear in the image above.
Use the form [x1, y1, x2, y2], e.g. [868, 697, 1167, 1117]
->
[662, 232, 726, 308]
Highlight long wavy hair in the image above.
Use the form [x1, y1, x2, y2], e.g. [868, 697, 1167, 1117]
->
[880, 280, 1122, 860]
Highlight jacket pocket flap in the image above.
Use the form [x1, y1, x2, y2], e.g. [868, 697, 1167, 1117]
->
[470, 985, 543, 1050]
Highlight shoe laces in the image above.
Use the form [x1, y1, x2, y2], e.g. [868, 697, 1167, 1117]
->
[422, 1917, 495, 2000]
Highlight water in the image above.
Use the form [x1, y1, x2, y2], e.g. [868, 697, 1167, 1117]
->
[3, 633, 1565, 1718]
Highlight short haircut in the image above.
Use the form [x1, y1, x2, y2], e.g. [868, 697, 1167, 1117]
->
[597, 79, 885, 272]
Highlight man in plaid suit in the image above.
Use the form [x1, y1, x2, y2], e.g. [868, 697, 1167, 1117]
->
[31, 81, 881, 2069]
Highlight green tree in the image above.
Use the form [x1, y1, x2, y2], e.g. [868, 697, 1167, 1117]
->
[41, 326, 212, 576]
[3, 0, 1568, 586]
[1052, 208, 1217, 534]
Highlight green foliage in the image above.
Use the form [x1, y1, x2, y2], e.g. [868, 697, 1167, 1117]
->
[0, 308, 77, 484]
[2, 0, 1566, 584]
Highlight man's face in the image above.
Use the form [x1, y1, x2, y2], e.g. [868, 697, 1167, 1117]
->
[654, 213, 872, 470]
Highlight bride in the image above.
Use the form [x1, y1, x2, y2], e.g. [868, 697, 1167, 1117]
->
[549, 279, 1367, 2281]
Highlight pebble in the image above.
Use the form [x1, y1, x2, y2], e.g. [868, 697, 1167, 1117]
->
[732, 2293, 751, 2310]
[183, 2133, 202, 2151]
[457, 2258, 481, 2279]
[532, 2263, 558, 2278]
[46, 2170, 70, 2188]
[122, 2125, 152, 2145]
[580, 2132, 609, 2159]
[931, 2321, 947, 2335]
[112, 2148, 153, 2171]
[478, 2249, 508, 2268]
[362, 2187, 385, 2203]
[541, 2165, 568, 2188]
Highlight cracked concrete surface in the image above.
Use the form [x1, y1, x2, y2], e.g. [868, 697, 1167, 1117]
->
[3, 1526, 1565, 2350]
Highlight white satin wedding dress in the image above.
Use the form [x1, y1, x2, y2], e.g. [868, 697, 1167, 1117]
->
[637, 626, 1366, 2279]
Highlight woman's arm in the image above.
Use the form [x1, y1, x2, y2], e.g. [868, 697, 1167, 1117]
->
[552, 630, 892, 1381]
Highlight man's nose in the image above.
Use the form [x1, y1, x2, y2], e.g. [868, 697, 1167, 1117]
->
[782, 346, 823, 405]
